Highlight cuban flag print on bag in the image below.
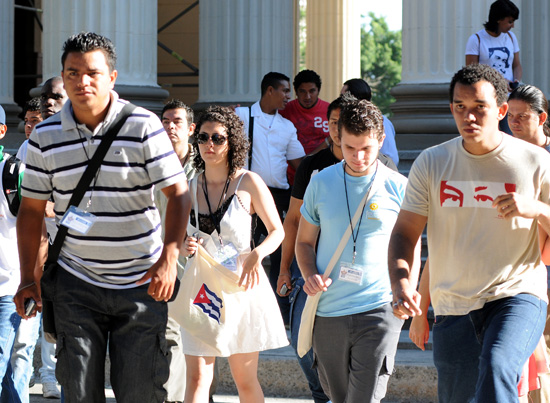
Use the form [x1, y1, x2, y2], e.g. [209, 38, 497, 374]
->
[193, 283, 223, 324]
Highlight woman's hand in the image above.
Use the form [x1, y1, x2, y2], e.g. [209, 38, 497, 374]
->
[409, 314, 430, 351]
[183, 235, 202, 257]
[239, 249, 262, 290]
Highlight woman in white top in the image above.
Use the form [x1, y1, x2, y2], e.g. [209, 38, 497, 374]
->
[465, 0, 522, 90]
[465, 0, 522, 135]
[181, 105, 287, 403]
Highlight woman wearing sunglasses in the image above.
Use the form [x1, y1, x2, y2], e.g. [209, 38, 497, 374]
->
[181, 105, 288, 403]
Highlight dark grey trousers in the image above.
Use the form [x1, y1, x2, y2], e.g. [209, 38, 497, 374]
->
[312, 303, 403, 403]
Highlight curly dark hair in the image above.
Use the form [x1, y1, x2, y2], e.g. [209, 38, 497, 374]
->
[19, 97, 41, 119]
[338, 99, 384, 140]
[192, 105, 249, 178]
[327, 93, 357, 120]
[62, 32, 117, 72]
[449, 64, 508, 106]
[293, 70, 322, 92]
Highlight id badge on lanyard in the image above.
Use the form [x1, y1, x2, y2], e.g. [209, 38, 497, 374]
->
[60, 205, 97, 234]
[212, 242, 239, 272]
[338, 261, 364, 285]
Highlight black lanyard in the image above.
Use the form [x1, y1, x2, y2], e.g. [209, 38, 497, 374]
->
[202, 174, 231, 245]
[76, 127, 101, 212]
[343, 161, 378, 264]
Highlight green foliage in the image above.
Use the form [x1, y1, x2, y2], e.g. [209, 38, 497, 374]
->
[361, 12, 402, 115]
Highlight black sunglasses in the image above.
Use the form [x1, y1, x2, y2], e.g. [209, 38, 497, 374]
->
[196, 132, 228, 146]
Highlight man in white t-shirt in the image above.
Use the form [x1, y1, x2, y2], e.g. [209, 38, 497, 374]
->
[235, 72, 305, 323]
[389, 64, 550, 403]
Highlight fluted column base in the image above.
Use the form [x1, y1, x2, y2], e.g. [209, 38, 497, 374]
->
[390, 83, 457, 151]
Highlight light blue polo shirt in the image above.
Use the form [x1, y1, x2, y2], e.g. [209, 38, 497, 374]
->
[301, 161, 407, 317]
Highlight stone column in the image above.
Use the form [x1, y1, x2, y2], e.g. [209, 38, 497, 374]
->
[392, 0, 549, 159]
[305, 0, 360, 102]
[0, 0, 24, 149]
[517, 0, 550, 94]
[35, 0, 168, 113]
[195, 0, 295, 107]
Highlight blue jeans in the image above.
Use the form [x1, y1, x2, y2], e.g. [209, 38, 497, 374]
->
[289, 265, 330, 403]
[47, 268, 170, 403]
[0, 296, 23, 403]
[433, 294, 546, 403]
[5, 313, 41, 403]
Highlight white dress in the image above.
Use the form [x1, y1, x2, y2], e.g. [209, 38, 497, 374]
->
[180, 173, 289, 356]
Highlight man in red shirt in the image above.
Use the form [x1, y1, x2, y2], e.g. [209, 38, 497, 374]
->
[280, 70, 330, 184]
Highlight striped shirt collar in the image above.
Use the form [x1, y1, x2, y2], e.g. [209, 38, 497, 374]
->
[61, 90, 121, 136]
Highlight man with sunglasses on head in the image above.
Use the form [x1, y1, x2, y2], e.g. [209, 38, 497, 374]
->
[235, 72, 305, 324]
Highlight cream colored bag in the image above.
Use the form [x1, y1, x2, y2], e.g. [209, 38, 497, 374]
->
[169, 177, 288, 356]
[297, 173, 378, 358]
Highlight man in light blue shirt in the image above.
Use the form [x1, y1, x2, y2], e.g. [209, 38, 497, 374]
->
[296, 99, 412, 403]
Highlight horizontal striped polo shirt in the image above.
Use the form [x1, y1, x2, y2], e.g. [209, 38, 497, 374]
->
[22, 92, 185, 288]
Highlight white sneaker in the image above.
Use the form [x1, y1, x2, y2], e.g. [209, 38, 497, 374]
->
[42, 382, 61, 399]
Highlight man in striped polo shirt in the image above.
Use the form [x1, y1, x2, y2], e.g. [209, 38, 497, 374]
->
[14, 32, 190, 402]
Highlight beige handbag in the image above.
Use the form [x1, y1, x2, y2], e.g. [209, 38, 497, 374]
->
[168, 176, 288, 356]
[297, 173, 378, 358]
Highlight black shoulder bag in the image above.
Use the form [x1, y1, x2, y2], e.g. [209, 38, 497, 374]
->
[2, 154, 22, 216]
[41, 102, 136, 341]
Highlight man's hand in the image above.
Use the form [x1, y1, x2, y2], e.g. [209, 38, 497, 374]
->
[392, 278, 422, 320]
[303, 274, 332, 297]
[276, 273, 292, 297]
[136, 256, 177, 302]
[14, 282, 42, 319]
[493, 192, 545, 220]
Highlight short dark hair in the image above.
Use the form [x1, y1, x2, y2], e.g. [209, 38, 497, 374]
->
[509, 85, 550, 137]
[338, 99, 384, 141]
[61, 32, 117, 72]
[23, 97, 41, 114]
[19, 97, 41, 120]
[162, 99, 194, 126]
[449, 64, 508, 106]
[293, 70, 322, 92]
[261, 72, 290, 97]
[484, 0, 519, 32]
[192, 105, 249, 178]
[327, 93, 357, 120]
[342, 78, 372, 101]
